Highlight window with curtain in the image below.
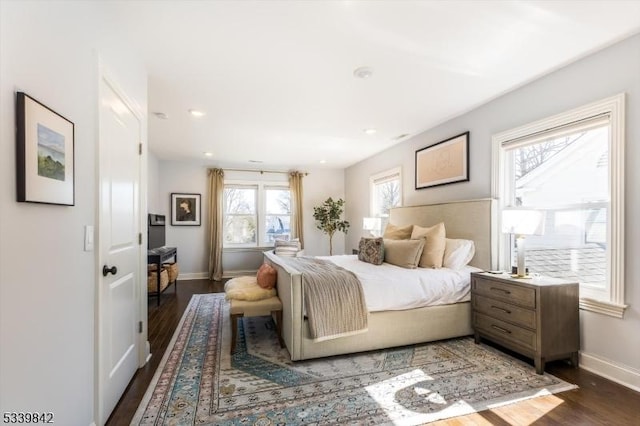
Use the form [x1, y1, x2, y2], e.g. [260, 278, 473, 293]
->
[223, 182, 290, 247]
[265, 186, 291, 244]
[493, 94, 626, 317]
[370, 167, 402, 218]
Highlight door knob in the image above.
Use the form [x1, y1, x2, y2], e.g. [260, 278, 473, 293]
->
[102, 265, 118, 277]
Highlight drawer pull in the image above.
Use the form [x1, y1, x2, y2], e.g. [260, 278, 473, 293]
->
[491, 305, 512, 314]
[491, 324, 512, 334]
[490, 287, 511, 295]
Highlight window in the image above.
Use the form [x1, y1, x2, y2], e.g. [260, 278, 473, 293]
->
[370, 167, 402, 220]
[264, 186, 291, 244]
[223, 185, 257, 245]
[223, 182, 291, 247]
[493, 94, 626, 317]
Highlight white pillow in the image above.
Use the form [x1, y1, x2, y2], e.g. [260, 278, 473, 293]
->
[443, 239, 475, 270]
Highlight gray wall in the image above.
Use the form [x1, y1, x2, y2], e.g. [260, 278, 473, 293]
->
[152, 162, 346, 277]
[345, 34, 640, 388]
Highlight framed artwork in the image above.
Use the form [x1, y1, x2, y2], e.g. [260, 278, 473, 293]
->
[171, 193, 201, 226]
[16, 92, 75, 205]
[415, 131, 469, 190]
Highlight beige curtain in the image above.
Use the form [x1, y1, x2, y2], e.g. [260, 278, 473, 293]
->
[207, 168, 224, 280]
[289, 171, 305, 248]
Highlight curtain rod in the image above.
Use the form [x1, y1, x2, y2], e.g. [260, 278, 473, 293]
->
[223, 168, 308, 176]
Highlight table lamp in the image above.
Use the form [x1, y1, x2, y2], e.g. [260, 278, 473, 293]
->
[363, 217, 382, 238]
[501, 208, 545, 278]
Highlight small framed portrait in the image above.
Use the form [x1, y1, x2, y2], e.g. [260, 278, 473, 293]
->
[171, 193, 201, 226]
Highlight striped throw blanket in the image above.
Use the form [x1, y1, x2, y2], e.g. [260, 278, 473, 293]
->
[286, 257, 368, 341]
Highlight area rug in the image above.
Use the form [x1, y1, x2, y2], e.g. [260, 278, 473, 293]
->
[132, 293, 576, 425]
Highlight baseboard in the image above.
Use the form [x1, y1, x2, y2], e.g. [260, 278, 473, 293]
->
[222, 269, 259, 279]
[177, 271, 260, 280]
[178, 272, 209, 280]
[580, 351, 640, 392]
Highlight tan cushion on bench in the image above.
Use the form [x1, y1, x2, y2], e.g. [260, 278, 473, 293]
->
[230, 296, 283, 317]
[225, 276, 276, 301]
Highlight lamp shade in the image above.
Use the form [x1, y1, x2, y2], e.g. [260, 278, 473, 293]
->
[501, 209, 545, 236]
[363, 217, 382, 235]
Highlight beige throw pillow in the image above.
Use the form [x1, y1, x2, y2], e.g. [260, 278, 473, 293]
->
[411, 222, 446, 268]
[383, 238, 425, 269]
[383, 223, 413, 240]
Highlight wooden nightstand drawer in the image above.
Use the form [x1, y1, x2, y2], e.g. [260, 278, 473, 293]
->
[471, 272, 579, 375]
[475, 312, 536, 351]
[473, 294, 536, 329]
[473, 277, 536, 308]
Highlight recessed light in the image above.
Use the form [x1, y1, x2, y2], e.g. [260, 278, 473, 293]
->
[249, 160, 263, 163]
[319, 160, 327, 164]
[203, 152, 213, 157]
[363, 128, 377, 135]
[189, 109, 205, 117]
[353, 66, 373, 79]
[152, 112, 169, 119]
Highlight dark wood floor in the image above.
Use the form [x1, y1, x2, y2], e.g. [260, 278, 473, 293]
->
[107, 279, 640, 425]
[106, 279, 225, 426]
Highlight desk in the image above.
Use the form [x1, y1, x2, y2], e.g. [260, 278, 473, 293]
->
[148, 247, 177, 306]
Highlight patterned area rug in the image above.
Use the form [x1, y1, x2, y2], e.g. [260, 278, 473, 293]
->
[132, 294, 576, 425]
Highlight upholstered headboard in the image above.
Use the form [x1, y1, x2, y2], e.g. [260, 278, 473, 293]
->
[388, 198, 497, 270]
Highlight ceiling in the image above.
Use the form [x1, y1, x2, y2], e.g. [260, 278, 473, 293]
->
[113, 1, 640, 170]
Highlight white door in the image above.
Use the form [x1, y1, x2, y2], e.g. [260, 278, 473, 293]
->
[97, 71, 142, 424]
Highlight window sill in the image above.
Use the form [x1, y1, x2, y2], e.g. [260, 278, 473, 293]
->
[223, 247, 273, 253]
[580, 297, 628, 318]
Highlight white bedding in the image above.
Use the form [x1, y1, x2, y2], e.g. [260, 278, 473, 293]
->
[321, 255, 481, 312]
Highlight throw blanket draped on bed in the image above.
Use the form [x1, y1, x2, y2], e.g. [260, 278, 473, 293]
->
[285, 257, 368, 341]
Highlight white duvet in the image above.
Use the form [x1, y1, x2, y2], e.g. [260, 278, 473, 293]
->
[321, 255, 481, 312]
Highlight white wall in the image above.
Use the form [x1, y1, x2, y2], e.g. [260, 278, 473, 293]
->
[147, 151, 162, 214]
[153, 162, 345, 277]
[345, 34, 640, 390]
[0, 2, 147, 425]
[302, 169, 348, 256]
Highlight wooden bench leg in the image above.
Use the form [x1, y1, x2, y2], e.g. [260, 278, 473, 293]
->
[230, 313, 243, 354]
[272, 310, 284, 348]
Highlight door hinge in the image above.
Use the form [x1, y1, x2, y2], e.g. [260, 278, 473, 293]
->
[138, 233, 142, 245]
[138, 321, 143, 333]
[139, 143, 142, 155]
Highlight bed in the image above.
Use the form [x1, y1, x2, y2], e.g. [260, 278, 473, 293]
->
[264, 198, 497, 361]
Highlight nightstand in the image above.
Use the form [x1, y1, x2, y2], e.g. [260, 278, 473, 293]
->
[471, 272, 579, 374]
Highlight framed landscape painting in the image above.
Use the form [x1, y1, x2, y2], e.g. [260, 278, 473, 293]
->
[171, 193, 201, 226]
[16, 92, 75, 205]
[415, 131, 469, 190]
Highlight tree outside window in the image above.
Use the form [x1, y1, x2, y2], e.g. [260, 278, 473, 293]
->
[223, 183, 291, 247]
[370, 167, 402, 229]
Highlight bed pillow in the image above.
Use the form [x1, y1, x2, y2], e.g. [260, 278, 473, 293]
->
[256, 263, 277, 289]
[383, 238, 425, 269]
[411, 222, 446, 268]
[224, 275, 277, 301]
[382, 223, 413, 240]
[358, 237, 384, 265]
[443, 238, 476, 270]
[274, 238, 301, 257]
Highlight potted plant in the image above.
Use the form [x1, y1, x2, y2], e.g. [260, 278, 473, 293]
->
[312, 197, 350, 255]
